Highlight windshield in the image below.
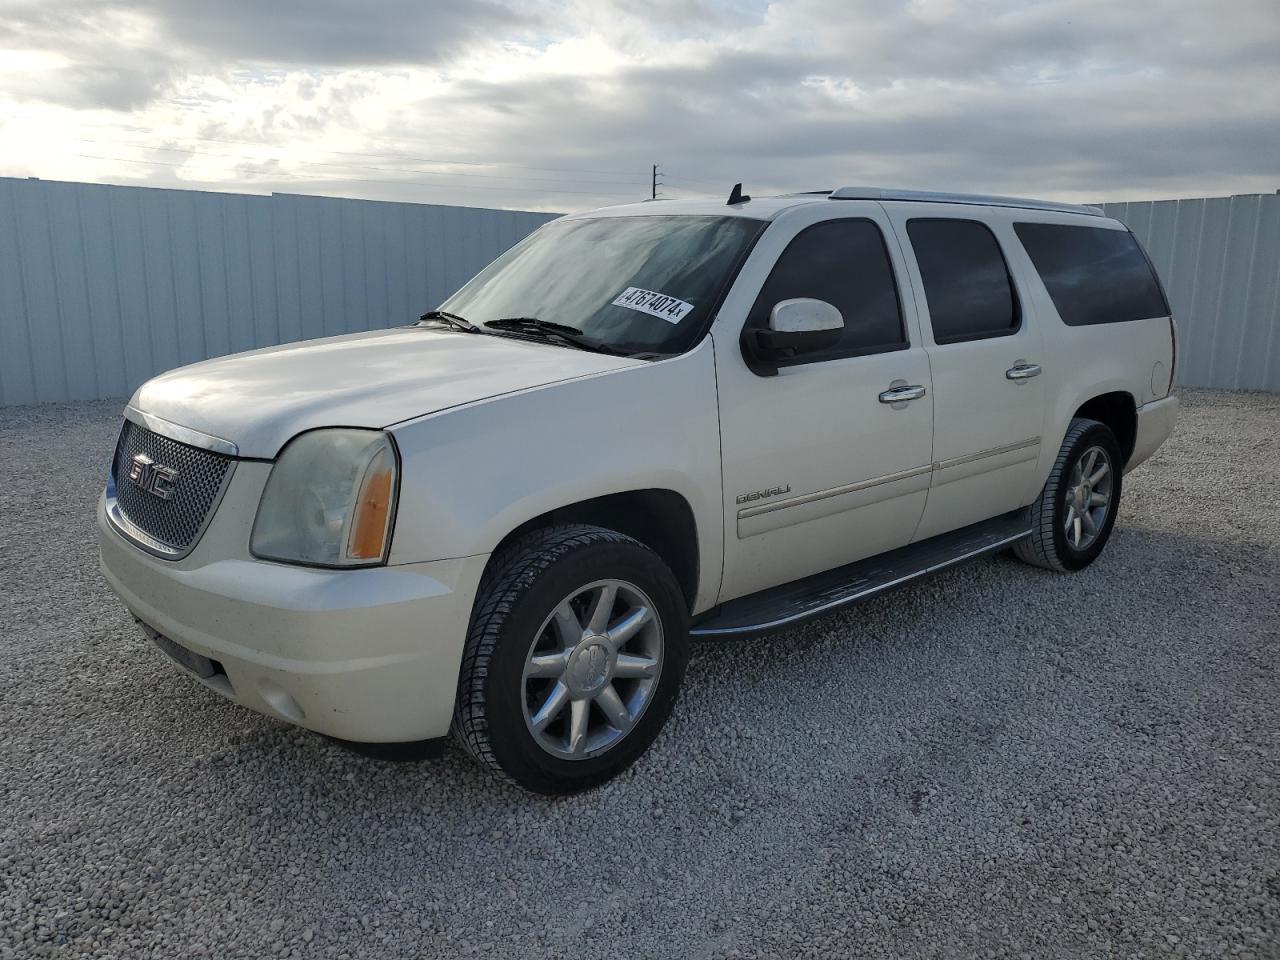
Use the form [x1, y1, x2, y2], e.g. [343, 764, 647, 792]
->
[439, 215, 765, 356]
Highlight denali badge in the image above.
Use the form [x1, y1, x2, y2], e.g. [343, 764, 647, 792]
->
[127, 453, 178, 501]
[736, 484, 791, 505]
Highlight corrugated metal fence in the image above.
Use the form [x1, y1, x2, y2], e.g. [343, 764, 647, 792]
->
[1098, 194, 1280, 393]
[0, 177, 555, 406]
[1, 179, 1277, 405]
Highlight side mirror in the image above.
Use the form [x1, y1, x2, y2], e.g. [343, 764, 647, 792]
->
[744, 298, 844, 373]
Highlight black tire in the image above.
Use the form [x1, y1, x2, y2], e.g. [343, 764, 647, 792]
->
[452, 524, 689, 794]
[1014, 417, 1123, 572]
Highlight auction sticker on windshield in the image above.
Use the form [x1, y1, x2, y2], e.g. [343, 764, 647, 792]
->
[611, 287, 694, 324]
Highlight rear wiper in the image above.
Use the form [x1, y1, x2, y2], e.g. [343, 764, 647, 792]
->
[485, 317, 624, 355]
[416, 310, 479, 333]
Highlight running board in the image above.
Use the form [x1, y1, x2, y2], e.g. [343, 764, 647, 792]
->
[690, 509, 1031, 638]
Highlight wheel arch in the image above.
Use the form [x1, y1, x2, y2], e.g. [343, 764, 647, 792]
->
[1072, 391, 1137, 463]
[488, 489, 701, 612]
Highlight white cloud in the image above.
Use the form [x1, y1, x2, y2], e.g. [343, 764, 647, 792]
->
[0, 0, 1276, 211]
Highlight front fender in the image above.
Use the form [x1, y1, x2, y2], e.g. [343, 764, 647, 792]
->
[386, 340, 724, 612]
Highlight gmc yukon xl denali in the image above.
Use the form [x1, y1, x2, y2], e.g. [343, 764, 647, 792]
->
[99, 187, 1178, 793]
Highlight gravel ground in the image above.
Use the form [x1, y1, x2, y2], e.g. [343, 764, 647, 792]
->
[1, 389, 1277, 959]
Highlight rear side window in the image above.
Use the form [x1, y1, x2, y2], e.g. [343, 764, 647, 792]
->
[1014, 222, 1170, 326]
[906, 219, 1019, 343]
[746, 219, 905, 364]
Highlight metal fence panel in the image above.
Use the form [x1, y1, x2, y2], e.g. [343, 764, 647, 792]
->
[0, 177, 556, 406]
[3, 179, 1276, 405]
[1099, 194, 1280, 392]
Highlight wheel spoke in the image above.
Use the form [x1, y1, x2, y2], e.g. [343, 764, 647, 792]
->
[567, 698, 590, 754]
[527, 650, 569, 679]
[1072, 515, 1083, 547]
[1090, 491, 1109, 507]
[613, 653, 659, 679]
[552, 604, 586, 650]
[1081, 448, 1098, 479]
[1064, 504, 1077, 535]
[606, 606, 651, 649]
[1081, 509, 1098, 536]
[594, 684, 631, 730]
[523, 577, 665, 761]
[552, 602, 584, 649]
[1087, 461, 1110, 487]
[530, 682, 569, 732]
[587, 583, 618, 634]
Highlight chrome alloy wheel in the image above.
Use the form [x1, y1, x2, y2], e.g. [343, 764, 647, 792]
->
[521, 579, 664, 760]
[1064, 444, 1114, 551]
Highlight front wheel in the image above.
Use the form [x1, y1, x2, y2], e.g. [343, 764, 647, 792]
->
[1015, 417, 1123, 572]
[452, 524, 689, 794]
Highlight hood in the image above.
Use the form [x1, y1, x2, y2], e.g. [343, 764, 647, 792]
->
[130, 328, 643, 458]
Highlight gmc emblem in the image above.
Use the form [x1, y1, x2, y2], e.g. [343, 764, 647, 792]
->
[127, 453, 178, 501]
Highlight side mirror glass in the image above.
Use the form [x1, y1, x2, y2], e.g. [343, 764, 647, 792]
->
[744, 298, 845, 373]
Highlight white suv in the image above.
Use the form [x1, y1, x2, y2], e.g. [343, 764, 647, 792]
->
[99, 186, 1178, 793]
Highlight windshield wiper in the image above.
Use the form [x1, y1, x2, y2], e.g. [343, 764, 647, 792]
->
[416, 310, 479, 333]
[485, 317, 624, 355]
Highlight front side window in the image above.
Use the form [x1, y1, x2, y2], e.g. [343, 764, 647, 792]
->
[744, 219, 906, 365]
[440, 215, 765, 356]
[1013, 222, 1170, 326]
[907, 219, 1019, 343]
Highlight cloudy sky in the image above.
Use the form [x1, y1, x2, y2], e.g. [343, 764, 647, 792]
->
[0, 0, 1277, 212]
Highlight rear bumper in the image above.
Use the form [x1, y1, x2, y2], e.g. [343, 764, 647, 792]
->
[98, 495, 488, 742]
[1126, 394, 1178, 473]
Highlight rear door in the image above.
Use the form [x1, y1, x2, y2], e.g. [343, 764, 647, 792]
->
[884, 204, 1047, 541]
[712, 204, 934, 603]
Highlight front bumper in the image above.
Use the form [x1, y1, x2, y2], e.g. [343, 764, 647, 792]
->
[98, 493, 488, 743]
[1125, 394, 1179, 473]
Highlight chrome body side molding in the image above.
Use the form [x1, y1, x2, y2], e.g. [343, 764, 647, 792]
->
[737, 463, 935, 520]
[735, 438, 1040, 525]
[932, 436, 1040, 473]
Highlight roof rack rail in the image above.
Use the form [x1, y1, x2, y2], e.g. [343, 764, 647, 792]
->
[828, 186, 1103, 217]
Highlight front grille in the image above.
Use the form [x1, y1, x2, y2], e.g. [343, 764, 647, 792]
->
[111, 420, 234, 554]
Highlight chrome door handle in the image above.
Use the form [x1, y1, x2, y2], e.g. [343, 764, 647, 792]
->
[878, 384, 927, 403]
[1006, 363, 1042, 381]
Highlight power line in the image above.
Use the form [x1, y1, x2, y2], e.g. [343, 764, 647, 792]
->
[273, 143, 643, 181]
[71, 120, 645, 180]
[44, 121, 752, 199]
[76, 137, 647, 188]
[665, 175, 731, 189]
[71, 153, 638, 198]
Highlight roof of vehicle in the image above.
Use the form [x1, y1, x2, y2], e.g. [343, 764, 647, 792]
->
[827, 186, 1103, 217]
[564, 195, 815, 221]
[568, 187, 1105, 222]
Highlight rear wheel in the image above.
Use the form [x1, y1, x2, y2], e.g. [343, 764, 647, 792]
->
[1015, 418, 1123, 572]
[452, 524, 689, 794]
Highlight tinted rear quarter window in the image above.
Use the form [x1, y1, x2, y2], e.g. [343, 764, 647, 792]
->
[1014, 222, 1169, 326]
[746, 218, 905, 364]
[906, 219, 1019, 343]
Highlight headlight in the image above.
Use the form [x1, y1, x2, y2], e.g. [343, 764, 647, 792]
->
[251, 429, 398, 567]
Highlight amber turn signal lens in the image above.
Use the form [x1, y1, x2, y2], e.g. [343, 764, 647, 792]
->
[347, 460, 395, 560]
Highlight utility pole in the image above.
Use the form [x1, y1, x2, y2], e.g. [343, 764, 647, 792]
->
[651, 163, 663, 200]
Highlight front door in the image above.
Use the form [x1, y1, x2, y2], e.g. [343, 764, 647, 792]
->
[712, 204, 935, 603]
[884, 206, 1048, 542]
